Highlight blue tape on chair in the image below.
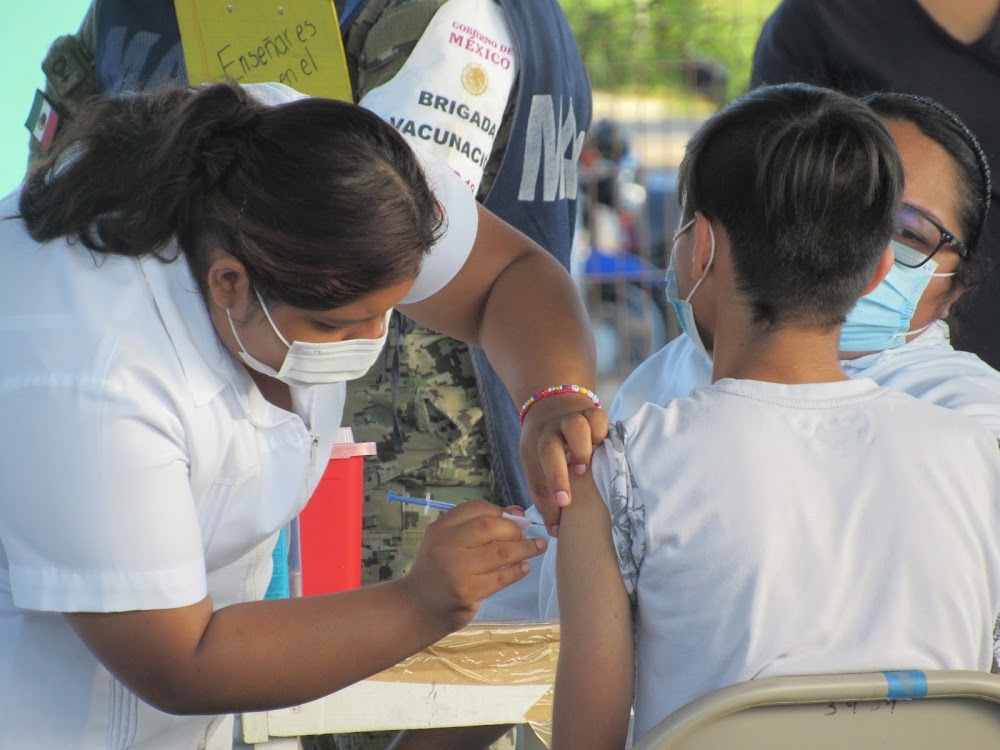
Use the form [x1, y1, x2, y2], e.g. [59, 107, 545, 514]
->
[883, 670, 928, 700]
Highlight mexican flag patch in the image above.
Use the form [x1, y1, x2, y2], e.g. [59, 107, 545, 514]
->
[25, 90, 61, 148]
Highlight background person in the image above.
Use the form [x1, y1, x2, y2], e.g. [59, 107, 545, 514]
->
[0, 80, 599, 749]
[749, 0, 1000, 370]
[551, 83, 1000, 750]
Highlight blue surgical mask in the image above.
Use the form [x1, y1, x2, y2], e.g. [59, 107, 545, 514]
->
[840, 240, 954, 352]
[665, 218, 715, 357]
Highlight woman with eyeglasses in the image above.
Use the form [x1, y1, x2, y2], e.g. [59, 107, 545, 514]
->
[831, 92, 1000, 442]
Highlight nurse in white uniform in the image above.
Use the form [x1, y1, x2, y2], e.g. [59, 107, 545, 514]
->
[0, 81, 604, 748]
[613, 92, 1000, 439]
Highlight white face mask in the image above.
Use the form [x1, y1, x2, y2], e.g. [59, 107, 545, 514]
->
[665, 217, 715, 358]
[226, 289, 391, 387]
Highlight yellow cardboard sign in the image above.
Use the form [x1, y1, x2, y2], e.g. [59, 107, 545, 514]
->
[174, 0, 352, 101]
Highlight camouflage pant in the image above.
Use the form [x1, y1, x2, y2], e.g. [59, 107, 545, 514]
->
[324, 319, 511, 750]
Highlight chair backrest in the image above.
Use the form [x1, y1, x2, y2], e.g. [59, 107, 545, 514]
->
[630, 670, 1000, 750]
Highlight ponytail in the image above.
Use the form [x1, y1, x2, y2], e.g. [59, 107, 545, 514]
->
[19, 81, 443, 311]
[19, 83, 264, 262]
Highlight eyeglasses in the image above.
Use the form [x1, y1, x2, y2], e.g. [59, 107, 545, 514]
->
[892, 203, 969, 268]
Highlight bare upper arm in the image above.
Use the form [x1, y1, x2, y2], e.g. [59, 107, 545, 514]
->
[65, 597, 214, 712]
[398, 203, 554, 344]
[553, 472, 634, 750]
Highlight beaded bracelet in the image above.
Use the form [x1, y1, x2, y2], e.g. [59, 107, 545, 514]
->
[519, 384, 602, 424]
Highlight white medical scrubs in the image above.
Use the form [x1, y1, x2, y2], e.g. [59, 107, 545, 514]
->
[0, 134, 476, 748]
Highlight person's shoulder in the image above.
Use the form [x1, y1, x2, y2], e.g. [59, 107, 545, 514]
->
[0, 192, 35, 244]
[618, 380, 732, 446]
[763, 0, 881, 26]
[770, 0, 912, 40]
[0, 190, 113, 286]
[757, 0, 834, 37]
[873, 382, 998, 443]
[0, 235, 184, 406]
[752, 0, 904, 87]
[902, 396, 1000, 489]
[859, 332, 1000, 437]
[348, 0, 451, 96]
[610, 334, 712, 421]
[882, 331, 1000, 382]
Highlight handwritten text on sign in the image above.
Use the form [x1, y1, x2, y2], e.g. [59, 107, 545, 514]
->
[174, 1, 352, 101]
[217, 20, 321, 88]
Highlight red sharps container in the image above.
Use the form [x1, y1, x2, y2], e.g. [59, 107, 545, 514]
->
[292, 436, 377, 596]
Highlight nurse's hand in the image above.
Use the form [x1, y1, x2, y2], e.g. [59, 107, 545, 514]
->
[520, 394, 609, 535]
[402, 500, 547, 632]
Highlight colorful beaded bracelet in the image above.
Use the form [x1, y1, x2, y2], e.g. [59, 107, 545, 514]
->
[519, 385, 602, 424]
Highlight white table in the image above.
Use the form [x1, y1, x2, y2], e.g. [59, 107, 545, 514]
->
[239, 621, 560, 749]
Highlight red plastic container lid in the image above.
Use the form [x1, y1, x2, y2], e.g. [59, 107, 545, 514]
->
[329, 441, 378, 459]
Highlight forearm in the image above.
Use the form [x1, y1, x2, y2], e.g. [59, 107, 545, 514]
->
[189, 579, 444, 712]
[69, 501, 543, 716]
[400, 206, 606, 514]
[73, 578, 449, 715]
[552, 476, 634, 750]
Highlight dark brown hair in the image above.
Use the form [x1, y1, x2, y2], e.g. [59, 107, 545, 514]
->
[19, 82, 444, 310]
[865, 92, 991, 290]
[678, 82, 903, 329]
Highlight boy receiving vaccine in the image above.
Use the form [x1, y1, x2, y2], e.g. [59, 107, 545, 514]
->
[551, 83, 1000, 750]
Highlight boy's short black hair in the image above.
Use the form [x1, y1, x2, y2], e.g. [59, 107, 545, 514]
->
[678, 83, 904, 329]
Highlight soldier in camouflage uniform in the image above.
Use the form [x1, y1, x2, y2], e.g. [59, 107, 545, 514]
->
[340, 9, 565, 745]
[26, 11, 95, 168]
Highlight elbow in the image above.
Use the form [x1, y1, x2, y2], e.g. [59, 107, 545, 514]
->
[121, 671, 215, 716]
[132, 683, 200, 716]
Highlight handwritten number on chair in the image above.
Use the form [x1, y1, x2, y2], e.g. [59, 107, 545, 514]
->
[825, 700, 896, 716]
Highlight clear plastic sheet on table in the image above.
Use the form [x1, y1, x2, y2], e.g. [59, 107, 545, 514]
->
[367, 621, 560, 746]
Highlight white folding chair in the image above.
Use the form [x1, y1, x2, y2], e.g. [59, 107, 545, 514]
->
[631, 670, 1000, 749]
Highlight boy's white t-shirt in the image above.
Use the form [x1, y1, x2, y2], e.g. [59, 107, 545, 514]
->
[594, 377, 1000, 737]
